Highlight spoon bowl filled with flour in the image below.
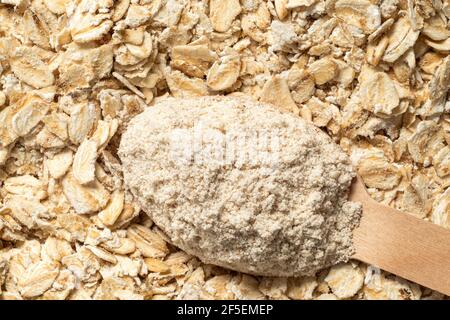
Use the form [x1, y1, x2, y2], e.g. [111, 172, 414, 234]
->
[119, 96, 362, 277]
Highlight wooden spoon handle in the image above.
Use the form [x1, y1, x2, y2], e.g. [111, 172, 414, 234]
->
[351, 178, 450, 296]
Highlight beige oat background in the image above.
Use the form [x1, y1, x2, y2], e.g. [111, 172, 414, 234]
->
[0, 0, 449, 300]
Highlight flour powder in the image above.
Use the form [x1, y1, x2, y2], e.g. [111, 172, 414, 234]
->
[119, 96, 362, 277]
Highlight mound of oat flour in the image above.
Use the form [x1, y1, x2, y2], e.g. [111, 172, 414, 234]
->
[119, 96, 361, 277]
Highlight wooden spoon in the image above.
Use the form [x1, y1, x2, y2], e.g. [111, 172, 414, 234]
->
[350, 175, 450, 296]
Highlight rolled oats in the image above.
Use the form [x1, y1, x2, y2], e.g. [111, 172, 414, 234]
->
[72, 139, 98, 185]
[68, 102, 96, 145]
[207, 50, 241, 91]
[46, 149, 73, 179]
[68, 0, 113, 44]
[209, 0, 242, 33]
[126, 224, 169, 259]
[4, 175, 47, 200]
[431, 188, 450, 228]
[363, 273, 421, 300]
[382, 17, 420, 63]
[274, 0, 289, 20]
[334, 0, 381, 34]
[308, 57, 338, 85]
[98, 190, 125, 227]
[203, 274, 235, 300]
[325, 262, 364, 299]
[18, 260, 60, 298]
[61, 171, 110, 215]
[260, 75, 298, 113]
[10, 46, 55, 89]
[286, 277, 318, 300]
[0, 0, 448, 300]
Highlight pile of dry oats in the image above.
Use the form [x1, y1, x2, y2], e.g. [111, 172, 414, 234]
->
[0, 0, 448, 300]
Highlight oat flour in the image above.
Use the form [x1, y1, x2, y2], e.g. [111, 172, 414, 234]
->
[119, 96, 362, 277]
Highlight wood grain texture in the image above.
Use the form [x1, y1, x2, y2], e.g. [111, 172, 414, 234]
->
[350, 176, 450, 296]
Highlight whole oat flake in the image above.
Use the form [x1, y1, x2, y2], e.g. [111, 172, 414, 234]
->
[0, 0, 449, 300]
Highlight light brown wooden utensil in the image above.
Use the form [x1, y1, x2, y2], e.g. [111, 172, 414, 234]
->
[350, 175, 450, 296]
